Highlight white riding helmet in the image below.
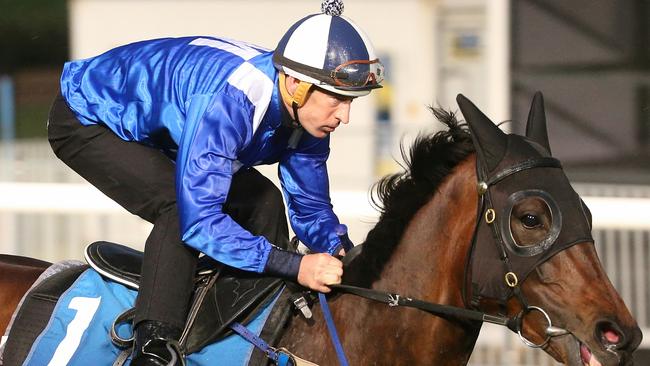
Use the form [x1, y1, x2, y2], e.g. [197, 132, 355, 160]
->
[273, 0, 384, 101]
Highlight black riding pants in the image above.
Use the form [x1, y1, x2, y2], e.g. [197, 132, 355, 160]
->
[47, 92, 290, 329]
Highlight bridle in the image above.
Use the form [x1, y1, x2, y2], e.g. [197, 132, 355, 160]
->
[331, 156, 574, 349]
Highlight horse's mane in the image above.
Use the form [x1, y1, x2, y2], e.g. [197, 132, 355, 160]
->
[344, 108, 475, 287]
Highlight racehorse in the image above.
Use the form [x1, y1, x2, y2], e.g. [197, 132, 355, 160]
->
[0, 93, 642, 366]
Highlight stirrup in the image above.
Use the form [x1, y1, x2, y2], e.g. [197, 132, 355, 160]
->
[141, 338, 186, 366]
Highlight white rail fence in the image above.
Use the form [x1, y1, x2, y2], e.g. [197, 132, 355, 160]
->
[1, 141, 649, 365]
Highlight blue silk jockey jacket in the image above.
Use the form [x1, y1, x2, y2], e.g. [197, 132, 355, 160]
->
[60, 36, 344, 274]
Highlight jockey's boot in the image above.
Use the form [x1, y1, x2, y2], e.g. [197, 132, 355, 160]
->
[131, 320, 184, 366]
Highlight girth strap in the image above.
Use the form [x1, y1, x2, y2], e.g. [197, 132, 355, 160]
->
[112, 349, 131, 366]
[229, 322, 293, 366]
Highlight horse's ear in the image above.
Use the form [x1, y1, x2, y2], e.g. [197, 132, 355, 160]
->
[525, 91, 552, 154]
[456, 94, 507, 173]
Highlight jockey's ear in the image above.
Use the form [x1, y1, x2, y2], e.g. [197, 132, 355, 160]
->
[284, 75, 301, 95]
[525, 91, 552, 155]
[279, 73, 312, 108]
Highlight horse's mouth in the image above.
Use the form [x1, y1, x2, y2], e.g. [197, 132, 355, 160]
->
[579, 340, 603, 366]
[554, 324, 633, 366]
[555, 334, 605, 366]
[574, 328, 625, 366]
[574, 335, 623, 366]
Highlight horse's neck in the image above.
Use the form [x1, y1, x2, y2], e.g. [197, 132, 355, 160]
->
[279, 158, 482, 365]
[367, 157, 481, 364]
[376, 157, 477, 301]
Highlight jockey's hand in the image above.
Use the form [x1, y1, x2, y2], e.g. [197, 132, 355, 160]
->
[298, 253, 343, 293]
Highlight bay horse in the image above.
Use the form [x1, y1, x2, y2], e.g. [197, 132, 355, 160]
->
[0, 93, 642, 365]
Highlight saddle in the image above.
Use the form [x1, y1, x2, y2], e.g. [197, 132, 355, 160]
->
[84, 241, 287, 354]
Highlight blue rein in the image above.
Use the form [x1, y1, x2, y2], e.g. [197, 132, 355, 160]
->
[235, 225, 353, 366]
[318, 292, 350, 366]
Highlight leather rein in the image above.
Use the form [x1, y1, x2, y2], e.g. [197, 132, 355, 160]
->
[330, 157, 571, 349]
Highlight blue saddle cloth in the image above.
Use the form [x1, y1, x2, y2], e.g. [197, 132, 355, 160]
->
[22, 269, 281, 366]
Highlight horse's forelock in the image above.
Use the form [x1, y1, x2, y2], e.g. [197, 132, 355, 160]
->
[344, 108, 475, 287]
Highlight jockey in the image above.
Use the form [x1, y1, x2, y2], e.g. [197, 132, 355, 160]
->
[46, 0, 382, 364]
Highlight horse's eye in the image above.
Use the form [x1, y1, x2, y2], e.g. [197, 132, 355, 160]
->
[520, 214, 541, 229]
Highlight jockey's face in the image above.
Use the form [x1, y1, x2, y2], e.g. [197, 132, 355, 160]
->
[284, 76, 354, 139]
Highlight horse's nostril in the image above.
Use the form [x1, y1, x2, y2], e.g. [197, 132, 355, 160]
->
[603, 328, 620, 344]
[596, 320, 624, 347]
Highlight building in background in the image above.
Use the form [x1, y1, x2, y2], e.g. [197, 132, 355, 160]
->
[511, 0, 650, 184]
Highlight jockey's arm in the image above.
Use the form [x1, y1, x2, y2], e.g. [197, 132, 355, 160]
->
[177, 93, 342, 291]
[177, 94, 301, 275]
[278, 136, 348, 290]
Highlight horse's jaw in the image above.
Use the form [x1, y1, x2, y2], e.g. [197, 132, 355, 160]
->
[517, 243, 643, 366]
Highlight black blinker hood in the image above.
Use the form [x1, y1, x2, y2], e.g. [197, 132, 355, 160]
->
[456, 93, 594, 304]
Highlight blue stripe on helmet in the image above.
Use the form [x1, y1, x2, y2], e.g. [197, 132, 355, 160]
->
[324, 16, 370, 71]
[275, 14, 320, 55]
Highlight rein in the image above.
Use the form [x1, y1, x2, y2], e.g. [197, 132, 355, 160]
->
[319, 278, 566, 365]
[328, 283, 570, 347]
[330, 284, 518, 330]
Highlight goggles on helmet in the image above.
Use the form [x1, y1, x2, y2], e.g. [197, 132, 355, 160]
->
[330, 59, 384, 89]
[273, 53, 383, 93]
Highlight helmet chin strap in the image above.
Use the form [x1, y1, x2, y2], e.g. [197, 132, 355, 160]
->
[279, 72, 313, 148]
